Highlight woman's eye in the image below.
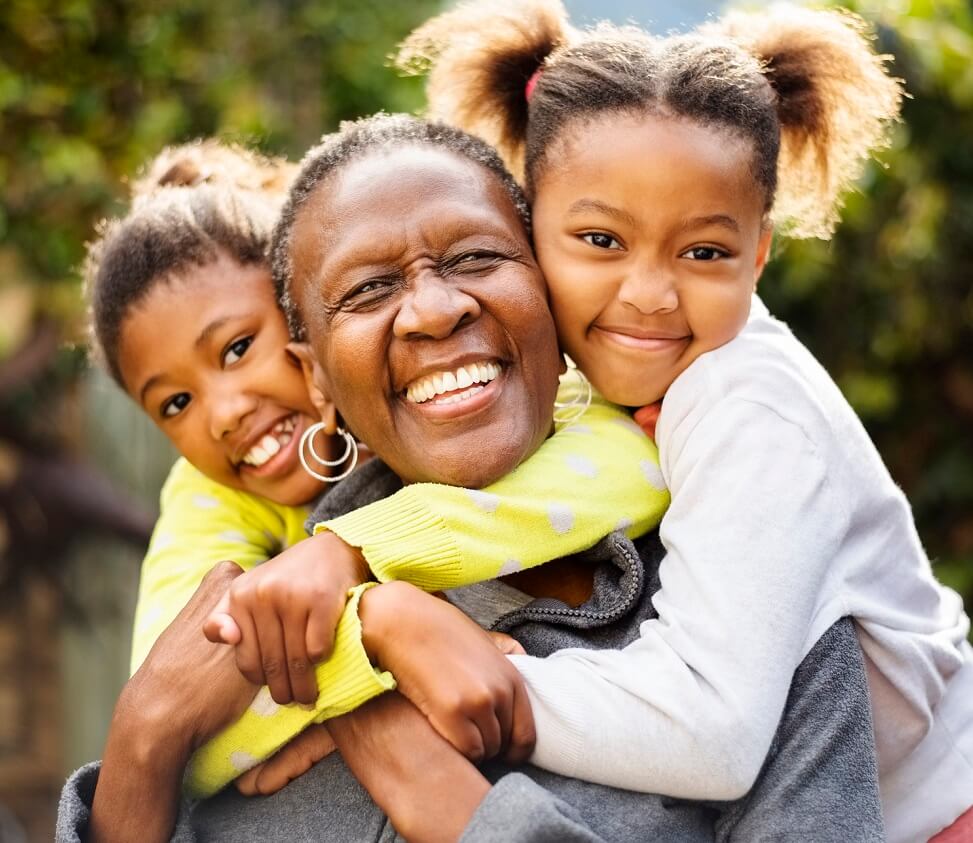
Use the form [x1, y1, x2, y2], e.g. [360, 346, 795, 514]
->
[682, 246, 728, 261]
[223, 336, 253, 365]
[161, 393, 191, 418]
[581, 233, 622, 251]
[447, 251, 504, 272]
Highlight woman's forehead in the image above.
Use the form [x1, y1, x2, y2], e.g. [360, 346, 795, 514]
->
[291, 146, 527, 274]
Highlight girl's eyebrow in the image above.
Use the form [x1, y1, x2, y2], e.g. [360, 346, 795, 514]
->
[678, 214, 740, 234]
[566, 198, 640, 229]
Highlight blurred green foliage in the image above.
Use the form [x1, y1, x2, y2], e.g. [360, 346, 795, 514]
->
[0, 0, 970, 618]
[760, 0, 973, 607]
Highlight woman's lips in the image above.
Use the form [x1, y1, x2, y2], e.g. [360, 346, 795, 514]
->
[593, 325, 690, 352]
[405, 368, 505, 422]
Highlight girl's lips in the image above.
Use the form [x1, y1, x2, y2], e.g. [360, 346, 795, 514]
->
[238, 414, 306, 479]
[405, 367, 505, 422]
[593, 326, 690, 352]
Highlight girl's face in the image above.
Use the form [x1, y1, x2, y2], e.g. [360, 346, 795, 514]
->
[532, 113, 773, 407]
[117, 252, 324, 507]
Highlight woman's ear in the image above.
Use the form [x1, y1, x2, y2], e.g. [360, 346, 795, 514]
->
[752, 228, 774, 289]
[286, 342, 339, 434]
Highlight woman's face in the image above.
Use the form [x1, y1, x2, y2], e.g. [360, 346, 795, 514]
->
[118, 253, 324, 506]
[288, 145, 561, 488]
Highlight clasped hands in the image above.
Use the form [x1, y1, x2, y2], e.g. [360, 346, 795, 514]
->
[201, 530, 536, 788]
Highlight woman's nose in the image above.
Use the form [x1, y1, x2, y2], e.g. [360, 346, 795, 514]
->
[617, 263, 679, 315]
[208, 384, 259, 440]
[393, 273, 481, 340]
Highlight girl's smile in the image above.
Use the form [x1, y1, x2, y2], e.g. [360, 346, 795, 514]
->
[532, 113, 773, 408]
[117, 253, 324, 506]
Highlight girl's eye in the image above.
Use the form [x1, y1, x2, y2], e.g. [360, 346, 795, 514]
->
[682, 246, 729, 261]
[223, 336, 253, 366]
[161, 392, 191, 419]
[581, 233, 622, 251]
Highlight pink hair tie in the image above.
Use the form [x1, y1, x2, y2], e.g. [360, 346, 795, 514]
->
[525, 68, 543, 102]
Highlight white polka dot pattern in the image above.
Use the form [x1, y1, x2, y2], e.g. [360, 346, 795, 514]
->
[219, 530, 249, 544]
[616, 517, 634, 532]
[639, 459, 666, 491]
[565, 454, 598, 479]
[466, 488, 501, 513]
[192, 494, 220, 510]
[547, 503, 574, 535]
[498, 558, 523, 575]
[612, 417, 646, 438]
[229, 750, 259, 773]
[248, 687, 281, 717]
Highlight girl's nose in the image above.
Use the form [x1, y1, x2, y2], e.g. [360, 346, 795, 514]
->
[208, 385, 259, 440]
[617, 263, 679, 315]
[393, 272, 481, 340]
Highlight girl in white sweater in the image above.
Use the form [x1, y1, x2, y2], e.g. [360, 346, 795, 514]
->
[401, 2, 973, 839]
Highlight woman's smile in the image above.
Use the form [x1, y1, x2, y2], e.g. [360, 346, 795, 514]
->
[287, 144, 562, 488]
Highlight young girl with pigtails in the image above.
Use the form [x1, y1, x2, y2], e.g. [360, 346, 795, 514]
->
[380, 1, 972, 839]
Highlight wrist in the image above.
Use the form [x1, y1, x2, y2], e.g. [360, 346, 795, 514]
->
[312, 529, 370, 587]
[358, 580, 420, 668]
[108, 681, 194, 777]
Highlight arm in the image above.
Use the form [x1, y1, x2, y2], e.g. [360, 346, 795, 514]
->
[319, 396, 668, 589]
[84, 563, 257, 843]
[130, 458, 308, 674]
[330, 694, 607, 843]
[507, 397, 848, 799]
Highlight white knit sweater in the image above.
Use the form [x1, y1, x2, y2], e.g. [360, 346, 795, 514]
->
[511, 296, 973, 843]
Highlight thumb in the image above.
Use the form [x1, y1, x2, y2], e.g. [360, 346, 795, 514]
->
[203, 593, 241, 644]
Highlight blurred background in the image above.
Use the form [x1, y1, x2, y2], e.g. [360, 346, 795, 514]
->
[1, 0, 971, 837]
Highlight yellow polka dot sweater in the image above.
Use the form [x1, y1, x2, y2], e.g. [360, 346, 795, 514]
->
[131, 394, 669, 798]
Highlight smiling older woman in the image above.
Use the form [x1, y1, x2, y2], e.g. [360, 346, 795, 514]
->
[59, 116, 884, 843]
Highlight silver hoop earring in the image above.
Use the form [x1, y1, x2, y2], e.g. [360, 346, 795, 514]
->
[553, 362, 592, 427]
[299, 423, 359, 483]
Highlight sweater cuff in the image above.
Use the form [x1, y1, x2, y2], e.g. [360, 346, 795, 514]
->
[311, 581, 396, 721]
[183, 583, 395, 800]
[315, 491, 464, 590]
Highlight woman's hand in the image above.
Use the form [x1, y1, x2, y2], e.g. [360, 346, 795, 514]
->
[233, 724, 337, 796]
[359, 581, 536, 764]
[330, 693, 491, 843]
[89, 561, 259, 843]
[203, 530, 371, 705]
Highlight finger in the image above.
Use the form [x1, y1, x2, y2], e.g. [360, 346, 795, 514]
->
[253, 600, 293, 704]
[203, 609, 242, 645]
[305, 601, 339, 664]
[476, 698, 503, 762]
[234, 762, 265, 797]
[283, 607, 317, 706]
[254, 725, 337, 796]
[436, 710, 486, 763]
[230, 600, 266, 687]
[504, 675, 537, 765]
[487, 631, 525, 656]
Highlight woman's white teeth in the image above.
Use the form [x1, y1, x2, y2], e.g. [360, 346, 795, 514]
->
[242, 417, 296, 467]
[406, 362, 501, 404]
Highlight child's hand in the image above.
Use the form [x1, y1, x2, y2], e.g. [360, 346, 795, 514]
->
[359, 581, 536, 764]
[203, 530, 370, 706]
[233, 724, 336, 797]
